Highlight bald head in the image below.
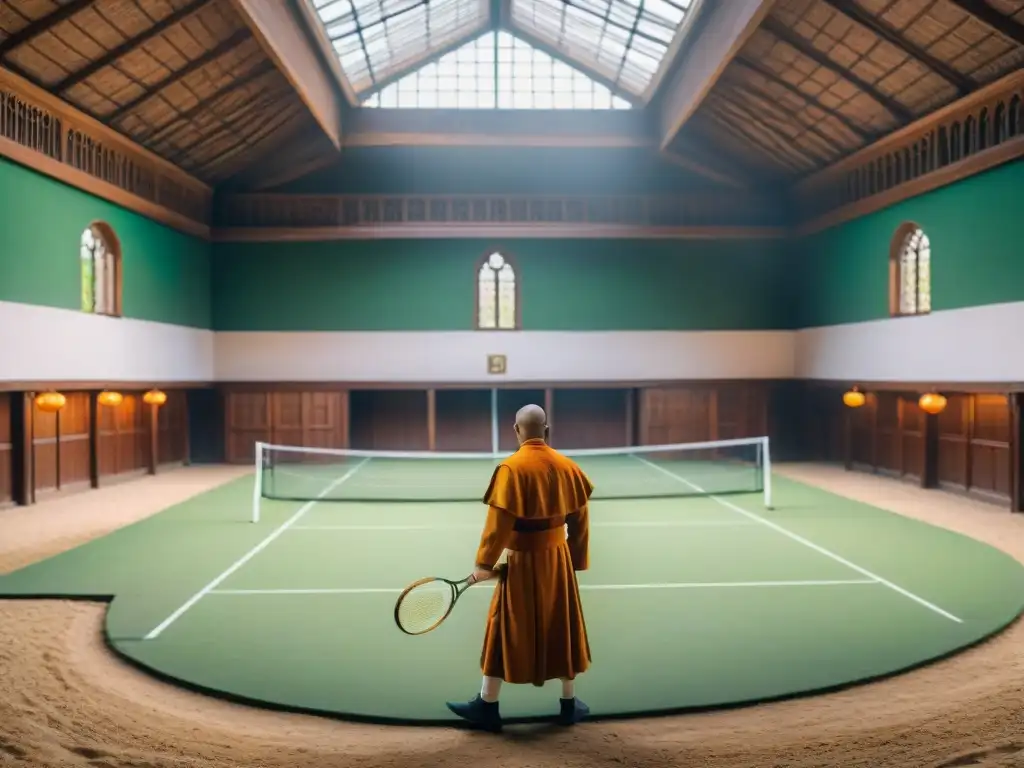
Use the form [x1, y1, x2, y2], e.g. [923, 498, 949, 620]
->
[514, 404, 548, 443]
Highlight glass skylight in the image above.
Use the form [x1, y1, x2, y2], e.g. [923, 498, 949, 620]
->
[311, 0, 489, 94]
[509, 0, 699, 98]
[362, 31, 633, 109]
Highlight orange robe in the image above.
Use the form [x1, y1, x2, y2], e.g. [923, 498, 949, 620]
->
[474, 438, 594, 686]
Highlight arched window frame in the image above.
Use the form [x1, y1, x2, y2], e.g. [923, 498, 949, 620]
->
[80, 222, 123, 317]
[475, 250, 520, 330]
[889, 223, 931, 317]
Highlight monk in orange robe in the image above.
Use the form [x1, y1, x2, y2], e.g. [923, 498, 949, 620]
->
[446, 404, 593, 732]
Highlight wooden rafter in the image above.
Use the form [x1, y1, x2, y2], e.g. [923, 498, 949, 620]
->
[818, 0, 974, 96]
[106, 30, 251, 123]
[227, 0, 344, 149]
[761, 17, 914, 123]
[946, 0, 1024, 46]
[0, 0, 94, 57]
[657, 0, 777, 149]
[137, 60, 278, 147]
[54, 0, 214, 93]
[733, 54, 872, 142]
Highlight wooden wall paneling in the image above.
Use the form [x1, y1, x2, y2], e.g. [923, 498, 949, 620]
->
[625, 389, 636, 447]
[32, 400, 59, 495]
[847, 392, 878, 471]
[297, 392, 347, 450]
[969, 394, 1012, 502]
[427, 390, 437, 450]
[640, 386, 713, 445]
[1012, 392, 1023, 513]
[349, 390, 428, 451]
[435, 390, 491, 452]
[156, 391, 189, 466]
[898, 394, 926, 482]
[551, 389, 629, 450]
[0, 394, 11, 506]
[937, 394, 970, 492]
[58, 393, 92, 489]
[147, 401, 159, 474]
[497, 389, 546, 452]
[88, 393, 99, 488]
[544, 388, 554, 444]
[225, 391, 272, 464]
[98, 394, 149, 480]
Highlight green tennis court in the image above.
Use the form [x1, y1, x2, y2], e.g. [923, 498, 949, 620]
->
[2, 445, 1024, 724]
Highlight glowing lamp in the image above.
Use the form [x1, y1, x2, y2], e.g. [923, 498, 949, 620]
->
[34, 391, 66, 413]
[919, 392, 947, 415]
[98, 390, 124, 407]
[143, 389, 168, 407]
[842, 387, 866, 408]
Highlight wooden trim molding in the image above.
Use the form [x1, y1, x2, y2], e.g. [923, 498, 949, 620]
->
[0, 67, 212, 237]
[213, 224, 787, 241]
[796, 70, 1024, 234]
[212, 191, 789, 240]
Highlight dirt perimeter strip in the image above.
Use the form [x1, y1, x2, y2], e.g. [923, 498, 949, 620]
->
[0, 463, 1022, 768]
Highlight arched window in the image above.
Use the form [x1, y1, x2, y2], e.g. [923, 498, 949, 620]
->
[80, 223, 121, 316]
[890, 225, 931, 316]
[476, 252, 517, 329]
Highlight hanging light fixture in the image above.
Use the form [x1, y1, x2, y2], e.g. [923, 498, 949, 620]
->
[143, 389, 168, 407]
[842, 386, 866, 408]
[98, 390, 124, 407]
[919, 392, 947, 415]
[34, 391, 66, 413]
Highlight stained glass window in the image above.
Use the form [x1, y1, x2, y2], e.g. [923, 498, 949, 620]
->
[896, 227, 931, 316]
[477, 252, 517, 329]
[363, 31, 632, 109]
[80, 225, 120, 316]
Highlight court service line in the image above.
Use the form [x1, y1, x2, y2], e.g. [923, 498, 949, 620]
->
[631, 457, 963, 623]
[209, 579, 878, 596]
[288, 520, 756, 531]
[142, 459, 372, 641]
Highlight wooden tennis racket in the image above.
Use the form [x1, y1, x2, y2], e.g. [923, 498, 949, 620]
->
[394, 565, 506, 636]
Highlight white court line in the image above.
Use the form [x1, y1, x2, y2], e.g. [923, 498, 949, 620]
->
[289, 520, 755, 531]
[142, 459, 371, 641]
[632, 456, 963, 623]
[209, 579, 877, 596]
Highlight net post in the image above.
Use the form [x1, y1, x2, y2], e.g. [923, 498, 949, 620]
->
[252, 441, 264, 523]
[490, 388, 499, 457]
[761, 436, 773, 509]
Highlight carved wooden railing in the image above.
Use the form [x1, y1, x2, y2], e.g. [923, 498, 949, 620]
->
[796, 70, 1024, 227]
[215, 191, 787, 231]
[0, 68, 211, 233]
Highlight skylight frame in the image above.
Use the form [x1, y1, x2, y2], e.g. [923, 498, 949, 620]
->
[361, 30, 634, 110]
[508, 0, 704, 102]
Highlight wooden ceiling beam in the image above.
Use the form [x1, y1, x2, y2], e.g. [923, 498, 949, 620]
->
[946, 0, 1024, 46]
[106, 30, 250, 123]
[657, 0, 777, 150]
[0, 0, 94, 57]
[226, 0, 344, 149]
[54, 0, 213, 93]
[818, 0, 973, 96]
[733, 54, 872, 142]
[761, 17, 914, 123]
[137, 60, 278, 147]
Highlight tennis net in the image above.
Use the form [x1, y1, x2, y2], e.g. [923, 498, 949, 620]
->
[253, 436, 771, 519]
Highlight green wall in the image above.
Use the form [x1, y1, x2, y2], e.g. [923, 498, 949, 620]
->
[798, 159, 1024, 327]
[212, 239, 798, 331]
[0, 157, 212, 329]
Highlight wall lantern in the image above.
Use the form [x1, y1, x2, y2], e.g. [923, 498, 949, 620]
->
[143, 389, 168, 407]
[98, 390, 124, 407]
[34, 391, 66, 413]
[842, 387, 866, 408]
[919, 392, 947, 415]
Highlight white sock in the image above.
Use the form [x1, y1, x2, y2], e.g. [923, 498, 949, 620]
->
[480, 676, 502, 703]
[561, 678, 574, 699]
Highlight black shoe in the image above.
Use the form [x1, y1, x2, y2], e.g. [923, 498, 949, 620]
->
[446, 694, 502, 733]
[558, 696, 589, 725]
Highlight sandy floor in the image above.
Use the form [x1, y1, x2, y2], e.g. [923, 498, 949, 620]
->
[1, 464, 1023, 768]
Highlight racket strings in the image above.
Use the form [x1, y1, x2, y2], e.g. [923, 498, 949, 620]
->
[397, 581, 455, 634]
